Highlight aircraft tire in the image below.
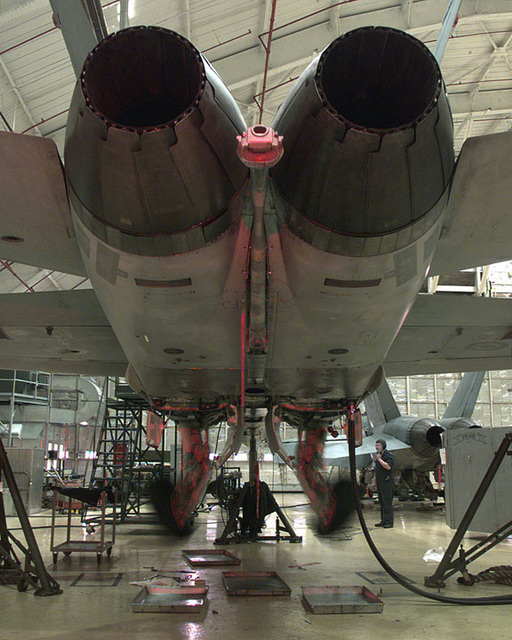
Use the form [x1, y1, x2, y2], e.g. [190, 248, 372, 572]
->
[149, 479, 195, 536]
[317, 480, 357, 534]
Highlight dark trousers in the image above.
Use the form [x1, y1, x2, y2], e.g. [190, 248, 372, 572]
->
[377, 478, 394, 525]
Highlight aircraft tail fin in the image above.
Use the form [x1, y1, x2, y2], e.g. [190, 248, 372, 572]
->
[442, 372, 485, 419]
[50, 0, 105, 77]
[364, 379, 401, 429]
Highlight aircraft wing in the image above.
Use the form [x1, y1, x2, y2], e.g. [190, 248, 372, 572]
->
[385, 294, 512, 376]
[280, 434, 410, 468]
[0, 289, 127, 375]
[430, 131, 512, 275]
[0, 131, 86, 276]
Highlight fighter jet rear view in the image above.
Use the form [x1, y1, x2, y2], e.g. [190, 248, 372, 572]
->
[2, 8, 512, 533]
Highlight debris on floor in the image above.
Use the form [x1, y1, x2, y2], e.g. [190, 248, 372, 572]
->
[423, 546, 445, 563]
[457, 565, 512, 586]
[130, 571, 198, 587]
[288, 562, 321, 570]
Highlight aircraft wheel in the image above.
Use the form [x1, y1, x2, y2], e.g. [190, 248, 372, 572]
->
[149, 480, 195, 536]
[317, 481, 357, 534]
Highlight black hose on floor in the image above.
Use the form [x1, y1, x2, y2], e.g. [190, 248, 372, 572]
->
[347, 415, 512, 605]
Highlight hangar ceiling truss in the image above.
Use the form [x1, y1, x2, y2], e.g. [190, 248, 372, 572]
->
[0, 0, 511, 292]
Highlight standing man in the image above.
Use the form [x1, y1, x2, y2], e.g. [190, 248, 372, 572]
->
[374, 439, 395, 529]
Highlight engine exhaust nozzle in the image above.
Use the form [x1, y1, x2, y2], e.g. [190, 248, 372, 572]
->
[317, 26, 441, 132]
[81, 26, 204, 132]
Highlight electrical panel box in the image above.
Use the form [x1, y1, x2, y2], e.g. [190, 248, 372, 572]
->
[3, 448, 45, 516]
[444, 428, 512, 533]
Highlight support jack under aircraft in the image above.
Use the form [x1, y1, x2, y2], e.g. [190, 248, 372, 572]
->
[2, 9, 512, 534]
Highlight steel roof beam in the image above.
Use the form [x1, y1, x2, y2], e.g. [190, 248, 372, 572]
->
[119, 0, 130, 30]
[401, 0, 414, 29]
[0, 54, 42, 135]
[217, 5, 512, 91]
[181, 0, 191, 40]
[450, 88, 512, 114]
[0, 0, 48, 28]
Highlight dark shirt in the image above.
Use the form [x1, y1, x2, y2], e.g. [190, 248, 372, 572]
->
[375, 449, 394, 484]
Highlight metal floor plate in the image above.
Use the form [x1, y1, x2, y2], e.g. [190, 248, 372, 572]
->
[302, 586, 383, 614]
[356, 570, 415, 585]
[182, 549, 241, 566]
[70, 572, 123, 587]
[222, 571, 291, 596]
[131, 583, 208, 613]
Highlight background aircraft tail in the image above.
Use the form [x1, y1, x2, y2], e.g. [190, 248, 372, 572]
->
[365, 371, 485, 430]
[364, 380, 401, 430]
[442, 371, 485, 419]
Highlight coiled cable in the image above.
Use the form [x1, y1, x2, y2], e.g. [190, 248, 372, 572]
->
[347, 415, 512, 605]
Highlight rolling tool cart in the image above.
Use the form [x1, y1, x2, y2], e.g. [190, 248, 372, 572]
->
[50, 486, 116, 564]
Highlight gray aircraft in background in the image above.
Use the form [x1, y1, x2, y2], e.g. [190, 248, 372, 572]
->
[286, 372, 485, 499]
[1, 2, 512, 532]
[282, 371, 484, 470]
[363, 371, 484, 470]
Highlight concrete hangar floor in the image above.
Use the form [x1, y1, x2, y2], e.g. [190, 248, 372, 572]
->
[2, 498, 512, 640]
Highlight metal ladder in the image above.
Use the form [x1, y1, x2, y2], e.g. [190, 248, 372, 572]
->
[85, 389, 164, 522]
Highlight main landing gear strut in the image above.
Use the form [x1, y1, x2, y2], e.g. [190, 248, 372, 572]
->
[215, 423, 302, 545]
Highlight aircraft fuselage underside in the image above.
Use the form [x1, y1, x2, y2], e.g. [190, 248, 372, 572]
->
[67, 26, 453, 414]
